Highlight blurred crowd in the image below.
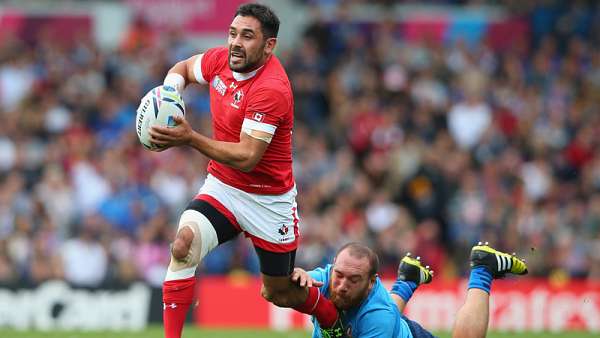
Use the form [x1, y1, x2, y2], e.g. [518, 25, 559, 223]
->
[1, 0, 600, 289]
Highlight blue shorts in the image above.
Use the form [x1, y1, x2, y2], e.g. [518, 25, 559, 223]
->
[401, 315, 438, 338]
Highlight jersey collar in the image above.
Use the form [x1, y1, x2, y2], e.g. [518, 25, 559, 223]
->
[232, 66, 262, 81]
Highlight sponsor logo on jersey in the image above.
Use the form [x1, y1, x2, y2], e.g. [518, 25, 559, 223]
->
[248, 184, 272, 188]
[230, 82, 238, 90]
[212, 76, 226, 96]
[231, 89, 244, 108]
[163, 303, 177, 310]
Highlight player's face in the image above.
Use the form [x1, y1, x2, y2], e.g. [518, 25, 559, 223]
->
[329, 250, 375, 310]
[228, 15, 276, 73]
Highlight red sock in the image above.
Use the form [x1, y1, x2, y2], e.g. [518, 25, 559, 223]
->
[162, 277, 196, 338]
[293, 286, 338, 328]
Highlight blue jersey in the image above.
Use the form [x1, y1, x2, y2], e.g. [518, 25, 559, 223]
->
[309, 264, 413, 338]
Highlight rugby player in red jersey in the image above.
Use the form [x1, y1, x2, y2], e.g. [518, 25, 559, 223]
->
[147, 3, 344, 338]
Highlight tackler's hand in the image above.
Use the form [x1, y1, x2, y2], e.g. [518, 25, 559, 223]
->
[291, 267, 324, 288]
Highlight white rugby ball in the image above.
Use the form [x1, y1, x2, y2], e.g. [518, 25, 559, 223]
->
[136, 85, 185, 151]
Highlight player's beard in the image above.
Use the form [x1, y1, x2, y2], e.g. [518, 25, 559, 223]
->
[228, 43, 265, 73]
[329, 282, 371, 310]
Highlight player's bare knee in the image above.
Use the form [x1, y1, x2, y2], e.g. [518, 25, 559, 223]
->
[261, 284, 296, 308]
[261, 284, 281, 304]
[260, 284, 276, 303]
[271, 293, 296, 308]
[171, 226, 195, 260]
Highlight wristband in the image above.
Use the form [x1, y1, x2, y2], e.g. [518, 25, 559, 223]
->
[164, 73, 186, 93]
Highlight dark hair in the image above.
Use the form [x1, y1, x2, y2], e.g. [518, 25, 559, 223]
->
[234, 3, 280, 39]
[335, 242, 380, 277]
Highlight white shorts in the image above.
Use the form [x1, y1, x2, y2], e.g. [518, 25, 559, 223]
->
[194, 174, 299, 253]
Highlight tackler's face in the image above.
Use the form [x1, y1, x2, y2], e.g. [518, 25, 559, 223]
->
[228, 15, 276, 73]
[329, 249, 375, 310]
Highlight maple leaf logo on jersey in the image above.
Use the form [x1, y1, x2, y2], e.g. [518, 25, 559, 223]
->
[278, 224, 289, 236]
[231, 89, 244, 108]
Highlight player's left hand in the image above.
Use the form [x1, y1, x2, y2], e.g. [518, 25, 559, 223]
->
[149, 116, 194, 148]
[291, 268, 323, 288]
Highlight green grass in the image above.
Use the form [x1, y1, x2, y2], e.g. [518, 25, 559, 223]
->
[0, 326, 596, 338]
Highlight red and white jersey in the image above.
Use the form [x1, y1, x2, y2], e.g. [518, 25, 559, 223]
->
[193, 47, 294, 195]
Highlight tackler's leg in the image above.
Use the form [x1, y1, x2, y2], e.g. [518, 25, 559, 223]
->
[390, 253, 433, 313]
[451, 242, 528, 338]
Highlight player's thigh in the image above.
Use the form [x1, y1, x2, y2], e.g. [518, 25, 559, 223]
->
[200, 175, 300, 250]
[257, 249, 307, 307]
[255, 246, 296, 278]
[234, 188, 300, 252]
[185, 199, 241, 246]
[198, 175, 299, 276]
[239, 194, 299, 278]
[256, 247, 299, 305]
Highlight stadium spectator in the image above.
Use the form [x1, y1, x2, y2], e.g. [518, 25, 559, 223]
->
[60, 214, 108, 287]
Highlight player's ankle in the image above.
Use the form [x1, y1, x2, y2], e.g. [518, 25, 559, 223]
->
[391, 280, 417, 302]
[467, 266, 492, 294]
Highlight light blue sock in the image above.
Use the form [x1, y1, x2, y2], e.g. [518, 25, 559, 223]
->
[468, 266, 493, 294]
[390, 280, 418, 303]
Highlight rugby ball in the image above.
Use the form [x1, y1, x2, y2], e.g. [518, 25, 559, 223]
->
[135, 85, 185, 151]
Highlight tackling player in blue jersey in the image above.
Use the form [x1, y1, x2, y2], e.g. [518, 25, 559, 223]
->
[292, 242, 528, 338]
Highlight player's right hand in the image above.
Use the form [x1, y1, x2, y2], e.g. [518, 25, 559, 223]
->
[149, 115, 193, 148]
[291, 267, 323, 288]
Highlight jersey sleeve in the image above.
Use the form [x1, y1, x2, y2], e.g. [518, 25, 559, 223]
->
[242, 85, 290, 135]
[308, 267, 328, 283]
[194, 47, 226, 84]
[308, 266, 330, 295]
[356, 310, 399, 338]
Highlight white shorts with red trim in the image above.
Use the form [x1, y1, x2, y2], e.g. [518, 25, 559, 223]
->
[195, 174, 299, 253]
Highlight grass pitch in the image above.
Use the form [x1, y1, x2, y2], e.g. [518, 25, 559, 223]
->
[0, 326, 596, 337]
